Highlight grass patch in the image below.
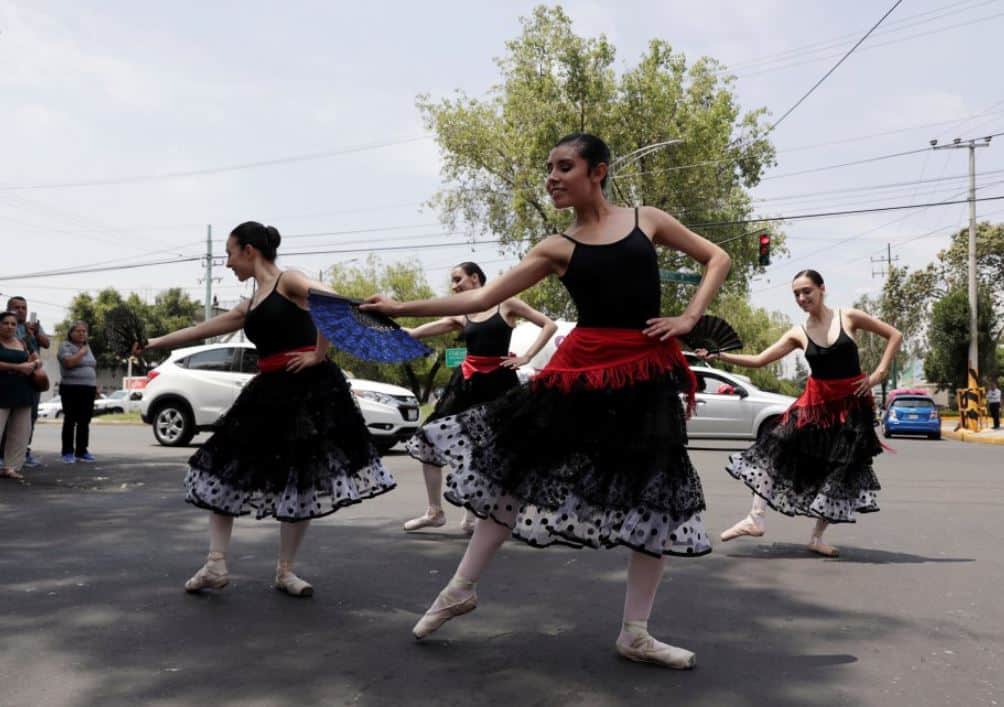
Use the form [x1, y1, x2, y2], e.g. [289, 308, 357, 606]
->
[92, 411, 144, 424]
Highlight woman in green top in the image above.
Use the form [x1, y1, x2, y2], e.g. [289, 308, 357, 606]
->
[0, 311, 41, 480]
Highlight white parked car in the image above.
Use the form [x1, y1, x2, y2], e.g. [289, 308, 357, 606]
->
[38, 396, 63, 419]
[687, 365, 796, 440]
[93, 389, 145, 415]
[139, 342, 420, 451]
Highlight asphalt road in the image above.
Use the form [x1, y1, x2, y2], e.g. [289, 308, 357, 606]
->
[1, 422, 1001, 707]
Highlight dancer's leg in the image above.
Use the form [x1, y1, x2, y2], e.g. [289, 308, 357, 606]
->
[403, 464, 447, 531]
[184, 513, 233, 592]
[807, 518, 839, 557]
[276, 520, 313, 597]
[616, 551, 696, 669]
[413, 496, 514, 638]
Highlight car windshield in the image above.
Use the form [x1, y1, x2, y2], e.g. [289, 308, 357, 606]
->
[893, 398, 934, 409]
[110, 391, 127, 399]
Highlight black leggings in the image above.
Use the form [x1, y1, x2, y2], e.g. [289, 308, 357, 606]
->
[60, 384, 95, 456]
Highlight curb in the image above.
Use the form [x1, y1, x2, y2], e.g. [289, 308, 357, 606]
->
[941, 426, 1004, 445]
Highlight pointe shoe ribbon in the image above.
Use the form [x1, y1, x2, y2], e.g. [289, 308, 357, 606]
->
[275, 562, 314, 597]
[720, 515, 765, 542]
[616, 633, 696, 670]
[403, 510, 447, 532]
[412, 587, 478, 639]
[184, 552, 229, 592]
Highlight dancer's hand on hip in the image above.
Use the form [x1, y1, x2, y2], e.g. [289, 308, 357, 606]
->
[286, 349, 326, 373]
[644, 314, 697, 341]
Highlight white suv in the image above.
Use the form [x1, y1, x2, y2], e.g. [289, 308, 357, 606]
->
[139, 342, 420, 452]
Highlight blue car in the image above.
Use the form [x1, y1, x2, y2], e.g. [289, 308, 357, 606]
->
[882, 395, 941, 440]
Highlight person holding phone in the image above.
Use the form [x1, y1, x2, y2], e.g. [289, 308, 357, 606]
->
[4, 297, 50, 468]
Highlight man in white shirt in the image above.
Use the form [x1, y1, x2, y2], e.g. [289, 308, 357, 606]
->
[987, 380, 1001, 430]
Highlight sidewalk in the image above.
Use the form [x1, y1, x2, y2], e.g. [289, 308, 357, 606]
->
[941, 420, 1004, 445]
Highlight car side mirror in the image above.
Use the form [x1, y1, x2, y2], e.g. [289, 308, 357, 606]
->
[735, 387, 749, 399]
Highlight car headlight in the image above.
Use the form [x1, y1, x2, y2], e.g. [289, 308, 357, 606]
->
[353, 390, 400, 407]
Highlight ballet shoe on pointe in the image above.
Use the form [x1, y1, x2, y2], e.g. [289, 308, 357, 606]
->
[412, 576, 477, 639]
[275, 561, 314, 597]
[807, 538, 839, 557]
[403, 508, 446, 532]
[616, 621, 696, 670]
[459, 511, 477, 536]
[184, 551, 229, 592]
[719, 514, 765, 542]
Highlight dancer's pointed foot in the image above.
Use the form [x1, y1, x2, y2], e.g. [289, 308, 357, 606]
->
[275, 561, 314, 597]
[720, 514, 765, 542]
[807, 539, 839, 557]
[413, 575, 477, 639]
[403, 508, 447, 532]
[616, 621, 696, 669]
[184, 552, 229, 592]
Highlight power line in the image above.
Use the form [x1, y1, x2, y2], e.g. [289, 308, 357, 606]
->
[0, 135, 431, 192]
[769, 0, 903, 131]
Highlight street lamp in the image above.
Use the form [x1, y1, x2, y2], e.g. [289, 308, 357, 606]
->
[607, 139, 684, 206]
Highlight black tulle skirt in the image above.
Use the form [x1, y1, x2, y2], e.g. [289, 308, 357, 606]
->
[418, 369, 710, 557]
[406, 366, 519, 466]
[725, 396, 882, 522]
[185, 361, 395, 521]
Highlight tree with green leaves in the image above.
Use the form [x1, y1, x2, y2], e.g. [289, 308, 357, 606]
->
[417, 4, 779, 318]
[328, 256, 452, 401]
[923, 287, 998, 394]
[709, 294, 799, 396]
[57, 288, 201, 370]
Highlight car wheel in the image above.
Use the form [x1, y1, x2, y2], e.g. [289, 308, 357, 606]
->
[55, 410, 62, 418]
[152, 402, 195, 447]
[111, 407, 124, 414]
[883, 428, 892, 439]
[928, 431, 941, 440]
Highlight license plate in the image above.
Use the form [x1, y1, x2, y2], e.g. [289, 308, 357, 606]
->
[907, 414, 919, 420]
[404, 408, 419, 421]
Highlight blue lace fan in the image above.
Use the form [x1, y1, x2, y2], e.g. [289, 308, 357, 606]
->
[307, 290, 433, 363]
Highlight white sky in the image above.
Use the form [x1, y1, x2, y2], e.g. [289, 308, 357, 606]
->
[2, 0, 1002, 332]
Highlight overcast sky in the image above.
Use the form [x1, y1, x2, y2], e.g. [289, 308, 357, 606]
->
[2, 0, 1002, 334]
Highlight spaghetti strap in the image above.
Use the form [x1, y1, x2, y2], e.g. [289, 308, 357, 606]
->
[560, 233, 580, 244]
[271, 272, 284, 293]
[634, 207, 639, 227]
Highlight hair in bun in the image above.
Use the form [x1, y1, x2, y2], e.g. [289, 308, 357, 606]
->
[231, 221, 281, 262]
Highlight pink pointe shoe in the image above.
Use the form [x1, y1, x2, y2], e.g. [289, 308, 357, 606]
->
[720, 515, 765, 542]
[616, 621, 696, 670]
[403, 509, 447, 532]
[275, 561, 314, 597]
[807, 539, 840, 557]
[184, 552, 229, 592]
[412, 577, 478, 639]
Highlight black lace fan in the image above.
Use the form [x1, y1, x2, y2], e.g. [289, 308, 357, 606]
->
[307, 290, 432, 363]
[103, 305, 148, 359]
[680, 315, 743, 354]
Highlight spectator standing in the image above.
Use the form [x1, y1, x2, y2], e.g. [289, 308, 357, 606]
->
[57, 321, 98, 463]
[988, 380, 1001, 430]
[0, 311, 39, 480]
[6, 296, 50, 467]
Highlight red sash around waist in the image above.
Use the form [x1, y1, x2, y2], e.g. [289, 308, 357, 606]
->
[256, 346, 315, 373]
[782, 374, 870, 428]
[460, 354, 509, 380]
[532, 327, 696, 411]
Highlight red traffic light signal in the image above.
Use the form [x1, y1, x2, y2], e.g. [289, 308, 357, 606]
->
[758, 233, 771, 266]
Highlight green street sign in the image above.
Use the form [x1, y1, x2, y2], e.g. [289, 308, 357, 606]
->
[445, 347, 467, 368]
[660, 270, 702, 285]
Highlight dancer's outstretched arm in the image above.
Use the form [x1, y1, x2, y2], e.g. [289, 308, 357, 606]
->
[362, 238, 562, 318]
[404, 317, 464, 339]
[698, 328, 803, 369]
[143, 303, 249, 351]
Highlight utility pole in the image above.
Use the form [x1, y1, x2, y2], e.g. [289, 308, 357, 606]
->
[930, 135, 992, 389]
[204, 225, 213, 325]
[870, 243, 900, 393]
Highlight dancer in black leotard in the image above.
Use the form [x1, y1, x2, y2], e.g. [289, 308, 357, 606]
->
[403, 261, 556, 535]
[698, 269, 901, 557]
[364, 133, 731, 669]
[138, 222, 395, 596]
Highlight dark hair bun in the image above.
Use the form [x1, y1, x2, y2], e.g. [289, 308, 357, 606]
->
[264, 225, 281, 250]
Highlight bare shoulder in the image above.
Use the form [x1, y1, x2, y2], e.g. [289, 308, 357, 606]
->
[785, 324, 807, 349]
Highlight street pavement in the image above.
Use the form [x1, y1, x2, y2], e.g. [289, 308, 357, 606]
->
[2, 423, 1002, 707]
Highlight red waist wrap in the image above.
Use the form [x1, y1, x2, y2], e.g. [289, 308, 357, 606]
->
[256, 346, 315, 374]
[782, 374, 871, 428]
[532, 327, 697, 411]
[460, 354, 509, 380]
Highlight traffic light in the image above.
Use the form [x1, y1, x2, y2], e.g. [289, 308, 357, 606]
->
[758, 232, 771, 266]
